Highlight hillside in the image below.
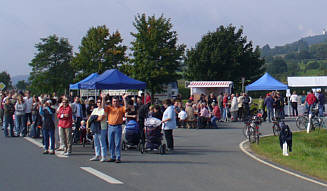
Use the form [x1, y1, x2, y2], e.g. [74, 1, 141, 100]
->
[261, 34, 327, 57]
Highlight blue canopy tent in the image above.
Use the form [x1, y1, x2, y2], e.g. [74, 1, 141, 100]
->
[80, 69, 146, 90]
[69, 73, 99, 90]
[246, 73, 288, 91]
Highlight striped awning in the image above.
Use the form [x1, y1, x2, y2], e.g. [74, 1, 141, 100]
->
[188, 81, 233, 88]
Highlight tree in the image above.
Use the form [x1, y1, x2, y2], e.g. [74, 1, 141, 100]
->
[71, 25, 127, 82]
[16, 80, 28, 90]
[29, 35, 74, 95]
[0, 71, 12, 89]
[130, 14, 185, 95]
[185, 25, 265, 85]
[266, 57, 287, 74]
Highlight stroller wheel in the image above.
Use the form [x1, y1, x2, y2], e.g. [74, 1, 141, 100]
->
[159, 145, 165, 155]
[122, 141, 127, 151]
[140, 143, 145, 154]
[162, 144, 166, 154]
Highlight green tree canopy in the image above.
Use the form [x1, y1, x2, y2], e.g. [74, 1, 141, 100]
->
[185, 25, 265, 85]
[130, 14, 185, 95]
[29, 35, 74, 95]
[71, 25, 127, 82]
[16, 80, 29, 91]
[0, 71, 12, 90]
[266, 57, 287, 74]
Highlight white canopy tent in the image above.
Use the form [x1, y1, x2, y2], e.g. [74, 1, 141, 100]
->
[288, 76, 327, 87]
[188, 81, 233, 100]
[287, 76, 327, 116]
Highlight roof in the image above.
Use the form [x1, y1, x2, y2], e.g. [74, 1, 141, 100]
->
[69, 73, 99, 90]
[246, 73, 288, 91]
[188, 81, 233, 88]
[288, 76, 327, 87]
[80, 69, 146, 90]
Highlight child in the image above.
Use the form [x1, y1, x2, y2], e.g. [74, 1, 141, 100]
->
[80, 120, 87, 144]
[178, 107, 187, 128]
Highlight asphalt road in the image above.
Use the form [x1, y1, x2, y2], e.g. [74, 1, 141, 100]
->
[0, 119, 326, 191]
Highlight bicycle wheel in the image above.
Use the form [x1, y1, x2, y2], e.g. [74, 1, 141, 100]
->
[243, 125, 250, 138]
[296, 116, 308, 130]
[256, 129, 260, 144]
[248, 127, 256, 143]
[311, 118, 320, 131]
[272, 124, 281, 136]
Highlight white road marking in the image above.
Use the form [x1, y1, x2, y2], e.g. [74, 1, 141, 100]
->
[24, 137, 68, 158]
[80, 167, 124, 184]
[24, 137, 43, 148]
[239, 139, 327, 188]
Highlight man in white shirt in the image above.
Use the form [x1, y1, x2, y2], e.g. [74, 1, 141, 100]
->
[24, 91, 33, 136]
[290, 91, 298, 116]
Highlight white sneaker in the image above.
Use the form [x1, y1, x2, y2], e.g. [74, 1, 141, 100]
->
[63, 152, 70, 156]
[100, 157, 107, 162]
[90, 156, 100, 161]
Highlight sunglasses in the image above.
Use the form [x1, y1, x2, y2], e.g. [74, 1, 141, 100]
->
[97, 102, 101, 103]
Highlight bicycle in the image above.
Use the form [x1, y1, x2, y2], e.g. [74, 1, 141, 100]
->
[316, 116, 327, 134]
[272, 117, 282, 136]
[242, 113, 262, 144]
[296, 107, 321, 132]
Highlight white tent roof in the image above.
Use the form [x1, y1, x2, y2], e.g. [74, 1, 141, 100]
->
[287, 76, 327, 87]
[188, 81, 233, 88]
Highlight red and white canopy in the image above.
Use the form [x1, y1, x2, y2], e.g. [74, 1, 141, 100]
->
[188, 81, 233, 88]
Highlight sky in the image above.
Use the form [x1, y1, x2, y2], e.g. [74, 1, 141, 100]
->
[1, 0, 327, 77]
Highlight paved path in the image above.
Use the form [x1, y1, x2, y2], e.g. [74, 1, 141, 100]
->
[0, 119, 326, 191]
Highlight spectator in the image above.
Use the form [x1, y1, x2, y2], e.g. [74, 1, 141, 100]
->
[101, 94, 127, 163]
[15, 96, 26, 137]
[3, 98, 15, 137]
[199, 102, 209, 128]
[317, 90, 325, 117]
[306, 90, 317, 114]
[211, 102, 220, 128]
[185, 102, 195, 129]
[24, 91, 33, 135]
[290, 91, 298, 116]
[230, 94, 238, 122]
[40, 100, 56, 154]
[243, 93, 250, 120]
[57, 99, 73, 156]
[178, 107, 187, 128]
[88, 99, 107, 162]
[264, 93, 274, 122]
[72, 97, 83, 143]
[162, 99, 177, 151]
[237, 93, 244, 121]
[217, 93, 223, 119]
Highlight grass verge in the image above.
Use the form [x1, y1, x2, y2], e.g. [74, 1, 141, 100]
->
[250, 129, 327, 181]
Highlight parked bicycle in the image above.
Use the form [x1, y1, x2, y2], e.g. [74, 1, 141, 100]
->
[271, 117, 282, 136]
[242, 113, 262, 144]
[296, 107, 320, 132]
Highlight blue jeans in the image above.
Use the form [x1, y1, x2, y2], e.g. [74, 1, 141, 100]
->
[15, 115, 26, 136]
[211, 116, 218, 128]
[267, 108, 273, 122]
[3, 116, 14, 137]
[108, 125, 122, 160]
[43, 128, 55, 150]
[93, 129, 108, 157]
[318, 104, 324, 117]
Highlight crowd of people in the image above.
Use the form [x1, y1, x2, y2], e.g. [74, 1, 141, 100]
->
[0, 90, 178, 163]
[0, 89, 325, 162]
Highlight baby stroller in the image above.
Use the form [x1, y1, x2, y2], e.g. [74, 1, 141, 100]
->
[122, 120, 141, 151]
[143, 117, 166, 154]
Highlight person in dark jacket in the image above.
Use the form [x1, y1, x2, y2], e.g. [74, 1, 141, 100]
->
[317, 90, 325, 117]
[279, 122, 292, 153]
[3, 98, 15, 137]
[40, 100, 56, 154]
[264, 94, 274, 122]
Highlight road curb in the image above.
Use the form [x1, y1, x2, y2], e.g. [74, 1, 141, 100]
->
[239, 136, 327, 188]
